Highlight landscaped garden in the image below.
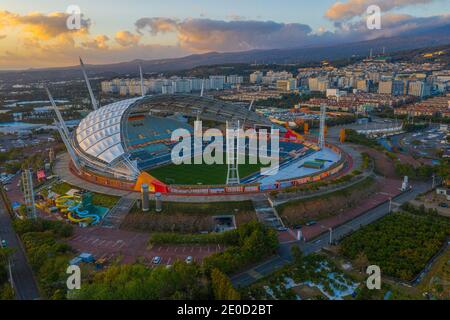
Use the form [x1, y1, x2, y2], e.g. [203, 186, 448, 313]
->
[121, 201, 256, 233]
[242, 251, 359, 300]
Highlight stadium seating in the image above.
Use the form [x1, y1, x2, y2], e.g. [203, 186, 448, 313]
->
[125, 115, 192, 169]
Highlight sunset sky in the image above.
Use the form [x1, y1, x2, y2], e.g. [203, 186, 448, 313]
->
[0, 0, 448, 69]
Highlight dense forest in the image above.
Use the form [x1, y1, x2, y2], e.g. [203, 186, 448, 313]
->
[0, 247, 14, 299]
[340, 207, 449, 282]
[13, 219, 74, 299]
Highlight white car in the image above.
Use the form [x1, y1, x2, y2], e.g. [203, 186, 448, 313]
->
[185, 256, 193, 264]
[152, 256, 161, 265]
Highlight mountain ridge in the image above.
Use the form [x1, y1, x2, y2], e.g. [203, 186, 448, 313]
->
[1, 24, 449, 82]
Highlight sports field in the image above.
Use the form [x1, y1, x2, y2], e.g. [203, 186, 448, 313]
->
[147, 162, 264, 185]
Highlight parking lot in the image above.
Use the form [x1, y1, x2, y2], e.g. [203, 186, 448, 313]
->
[67, 226, 224, 266]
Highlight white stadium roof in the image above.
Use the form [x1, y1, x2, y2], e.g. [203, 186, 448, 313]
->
[74, 94, 275, 173]
[76, 97, 143, 163]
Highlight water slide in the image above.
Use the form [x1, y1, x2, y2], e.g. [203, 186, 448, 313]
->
[67, 203, 100, 225]
[55, 196, 75, 213]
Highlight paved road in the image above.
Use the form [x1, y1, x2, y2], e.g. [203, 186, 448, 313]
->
[0, 200, 40, 300]
[232, 180, 432, 287]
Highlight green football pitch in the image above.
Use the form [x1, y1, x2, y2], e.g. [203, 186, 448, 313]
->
[147, 162, 264, 185]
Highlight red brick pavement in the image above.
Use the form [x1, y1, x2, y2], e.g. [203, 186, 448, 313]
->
[294, 178, 402, 241]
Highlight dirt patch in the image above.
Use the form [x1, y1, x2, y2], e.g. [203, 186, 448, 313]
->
[354, 146, 397, 178]
[294, 285, 326, 300]
[278, 177, 379, 226]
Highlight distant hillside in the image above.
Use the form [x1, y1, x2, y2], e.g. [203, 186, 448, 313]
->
[1, 24, 449, 83]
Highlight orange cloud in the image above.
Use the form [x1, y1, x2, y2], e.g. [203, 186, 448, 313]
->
[325, 0, 436, 21]
[82, 35, 110, 50]
[0, 10, 90, 40]
[115, 31, 141, 47]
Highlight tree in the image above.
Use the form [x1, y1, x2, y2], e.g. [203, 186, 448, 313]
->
[354, 252, 369, 272]
[211, 268, 240, 300]
[291, 246, 304, 265]
[74, 262, 210, 300]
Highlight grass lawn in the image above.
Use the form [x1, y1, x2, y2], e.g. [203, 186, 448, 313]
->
[49, 182, 120, 209]
[147, 162, 264, 185]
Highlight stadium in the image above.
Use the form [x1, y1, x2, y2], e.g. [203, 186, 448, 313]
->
[53, 93, 347, 196]
[48, 62, 347, 196]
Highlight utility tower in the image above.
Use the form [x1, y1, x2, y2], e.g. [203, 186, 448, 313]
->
[318, 104, 327, 150]
[49, 148, 55, 163]
[21, 169, 36, 219]
[226, 120, 240, 185]
[139, 64, 145, 97]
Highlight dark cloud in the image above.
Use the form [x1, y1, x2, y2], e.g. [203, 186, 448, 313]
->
[135, 18, 315, 51]
[334, 13, 450, 40]
[135, 15, 449, 52]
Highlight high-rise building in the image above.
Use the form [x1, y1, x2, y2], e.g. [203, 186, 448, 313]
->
[317, 79, 329, 93]
[308, 77, 319, 91]
[392, 80, 405, 96]
[262, 71, 293, 85]
[172, 79, 191, 93]
[276, 78, 297, 92]
[162, 84, 174, 94]
[408, 81, 431, 97]
[378, 80, 392, 95]
[356, 79, 369, 92]
[209, 76, 226, 90]
[250, 71, 263, 84]
[189, 78, 204, 92]
[226, 75, 244, 85]
[378, 80, 404, 96]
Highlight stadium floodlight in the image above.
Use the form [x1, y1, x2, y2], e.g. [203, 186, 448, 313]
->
[139, 64, 145, 97]
[200, 79, 205, 97]
[79, 57, 99, 110]
[318, 104, 327, 150]
[248, 100, 254, 111]
[242, 99, 255, 129]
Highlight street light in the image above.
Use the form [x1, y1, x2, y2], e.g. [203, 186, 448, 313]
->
[389, 198, 392, 214]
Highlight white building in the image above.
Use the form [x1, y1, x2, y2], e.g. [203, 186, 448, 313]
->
[209, 76, 226, 90]
[250, 71, 263, 84]
[226, 75, 244, 85]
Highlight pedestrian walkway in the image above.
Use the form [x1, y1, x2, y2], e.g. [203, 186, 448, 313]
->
[54, 153, 131, 197]
[252, 196, 284, 229]
[101, 195, 136, 228]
